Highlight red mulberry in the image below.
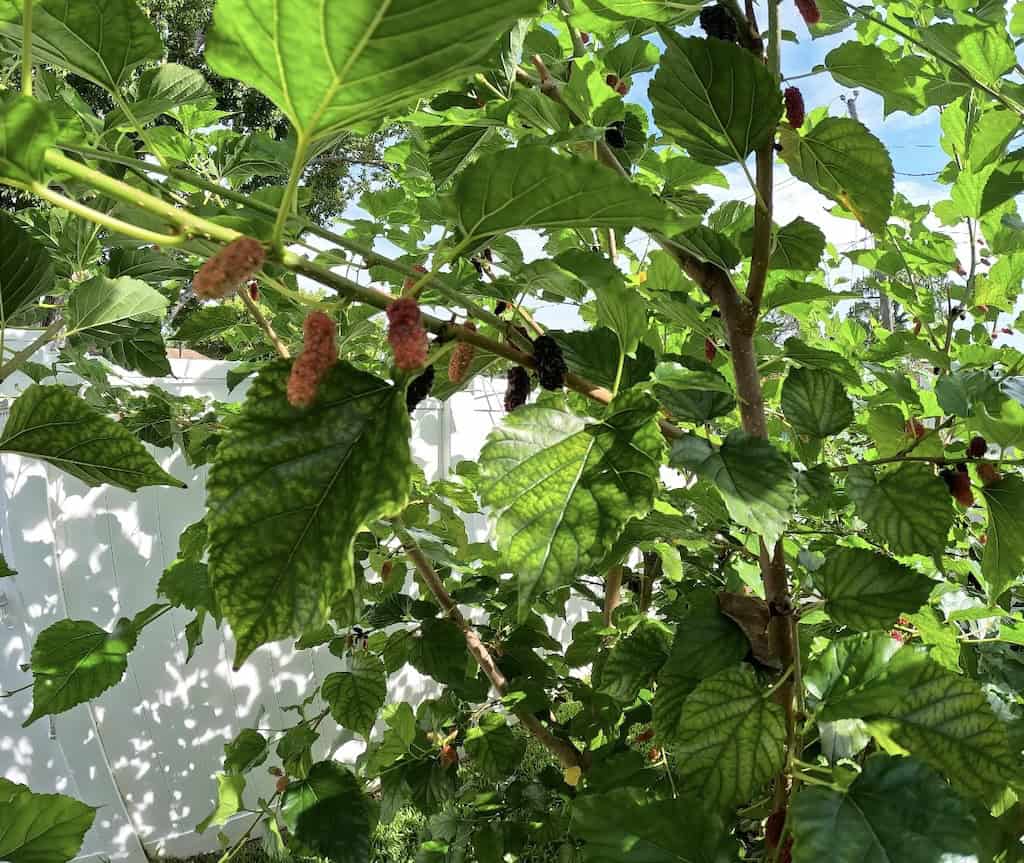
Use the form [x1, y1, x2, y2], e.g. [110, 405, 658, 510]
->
[967, 436, 987, 459]
[795, 0, 821, 24]
[193, 236, 265, 299]
[406, 365, 435, 413]
[784, 87, 805, 129]
[505, 366, 532, 412]
[905, 418, 926, 440]
[699, 5, 738, 42]
[940, 467, 974, 508]
[387, 297, 429, 371]
[704, 338, 717, 362]
[287, 311, 337, 407]
[978, 463, 1002, 486]
[448, 323, 477, 384]
[532, 335, 567, 391]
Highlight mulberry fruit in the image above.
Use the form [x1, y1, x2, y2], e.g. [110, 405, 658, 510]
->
[448, 323, 477, 384]
[533, 335, 568, 390]
[193, 236, 266, 299]
[605, 121, 626, 149]
[705, 338, 717, 362]
[505, 366, 532, 412]
[402, 263, 428, 293]
[905, 418, 926, 440]
[387, 297, 429, 371]
[287, 311, 338, 407]
[784, 87, 805, 129]
[699, 4, 738, 42]
[794, 0, 821, 24]
[248, 280, 260, 301]
[978, 462, 1002, 486]
[406, 364, 435, 413]
[967, 436, 987, 459]
[940, 467, 974, 507]
[495, 300, 508, 315]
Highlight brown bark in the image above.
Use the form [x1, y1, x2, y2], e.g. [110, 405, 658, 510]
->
[603, 566, 624, 627]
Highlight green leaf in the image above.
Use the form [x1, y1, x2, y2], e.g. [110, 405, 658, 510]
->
[158, 560, 217, 616]
[205, 0, 541, 142]
[594, 279, 646, 354]
[0, 209, 53, 322]
[650, 31, 782, 166]
[781, 367, 854, 438]
[464, 713, 526, 780]
[790, 756, 979, 863]
[0, 553, 15, 578]
[0, 92, 57, 183]
[206, 361, 412, 667]
[570, 788, 736, 863]
[803, 633, 903, 709]
[172, 305, 243, 344]
[824, 42, 929, 116]
[426, 126, 494, 186]
[105, 63, 213, 129]
[845, 464, 954, 557]
[651, 360, 735, 423]
[770, 217, 826, 270]
[0, 0, 163, 91]
[107, 247, 192, 284]
[223, 729, 268, 775]
[0, 385, 184, 490]
[814, 549, 933, 631]
[24, 617, 136, 726]
[322, 653, 387, 739]
[478, 389, 665, 614]
[671, 666, 787, 809]
[974, 400, 1024, 450]
[653, 591, 748, 744]
[670, 431, 795, 547]
[820, 650, 1019, 801]
[599, 618, 672, 703]
[281, 762, 370, 863]
[920, 23, 1016, 90]
[196, 773, 245, 833]
[980, 475, 1024, 602]
[0, 779, 96, 863]
[64, 276, 168, 338]
[778, 118, 894, 233]
[453, 148, 683, 244]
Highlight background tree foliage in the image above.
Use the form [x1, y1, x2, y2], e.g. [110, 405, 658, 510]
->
[1, 0, 1024, 862]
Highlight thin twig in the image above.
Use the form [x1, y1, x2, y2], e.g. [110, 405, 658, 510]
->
[237, 287, 290, 359]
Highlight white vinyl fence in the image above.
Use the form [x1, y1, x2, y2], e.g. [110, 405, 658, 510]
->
[0, 333, 513, 861]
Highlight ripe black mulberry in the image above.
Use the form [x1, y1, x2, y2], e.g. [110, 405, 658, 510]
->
[533, 335, 568, 390]
[505, 366, 532, 412]
[784, 87, 805, 129]
[699, 4, 738, 42]
[406, 365, 435, 413]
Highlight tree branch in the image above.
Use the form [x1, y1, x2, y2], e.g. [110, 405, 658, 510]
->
[237, 286, 290, 359]
[0, 318, 62, 382]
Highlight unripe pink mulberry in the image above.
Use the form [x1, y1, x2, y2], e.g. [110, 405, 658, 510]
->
[287, 311, 337, 407]
[387, 298, 429, 371]
[193, 237, 265, 299]
[783, 87, 805, 129]
[448, 323, 477, 383]
[795, 0, 820, 24]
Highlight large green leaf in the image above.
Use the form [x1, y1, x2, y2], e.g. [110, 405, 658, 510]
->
[671, 666, 787, 809]
[0, 0, 163, 91]
[0, 92, 57, 184]
[845, 464, 953, 557]
[196, 773, 245, 833]
[105, 63, 214, 129]
[790, 756, 979, 863]
[598, 618, 672, 703]
[781, 367, 854, 438]
[464, 713, 526, 780]
[649, 31, 782, 166]
[64, 276, 168, 339]
[478, 390, 665, 614]
[0, 385, 185, 490]
[980, 475, 1024, 602]
[24, 618, 137, 726]
[770, 217, 826, 270]
[651, 360, 735, 424]
[670, 431, 795, 547]
[206, 361, 412, 667]
[223, 729, 269, 775]
[820, 650, 1019, 801]
[803, 633, 903, 709]
[653, 591, 749, 743]
[824, 42, 929, 116]
[321, 653, 387, 739]
[0, 210, 53, 323]
[281, 762, 370, 863]
[0, 778, 96, 863]
[815, 548, 933, 631]
[205, 0, 540, 142]
[570, 789, 736, 863]
[454, 148, 682, 244]
[778, 118, 893, 233]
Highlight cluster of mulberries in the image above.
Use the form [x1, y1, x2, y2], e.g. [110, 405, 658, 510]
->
[406, 365, 435, 413]
[448, 323, 476, 384]
[532, 335, 567, 390]
[784, 87, 805, 129]
[795, 0, 821, 24]
[699, 4, 738, 42]
[504, 366, 532, 412]
[287, 311, 337, 407]
[387, 297, 429, 371]
[940, 463, 974, 508]
[193, 236, 266, 299]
